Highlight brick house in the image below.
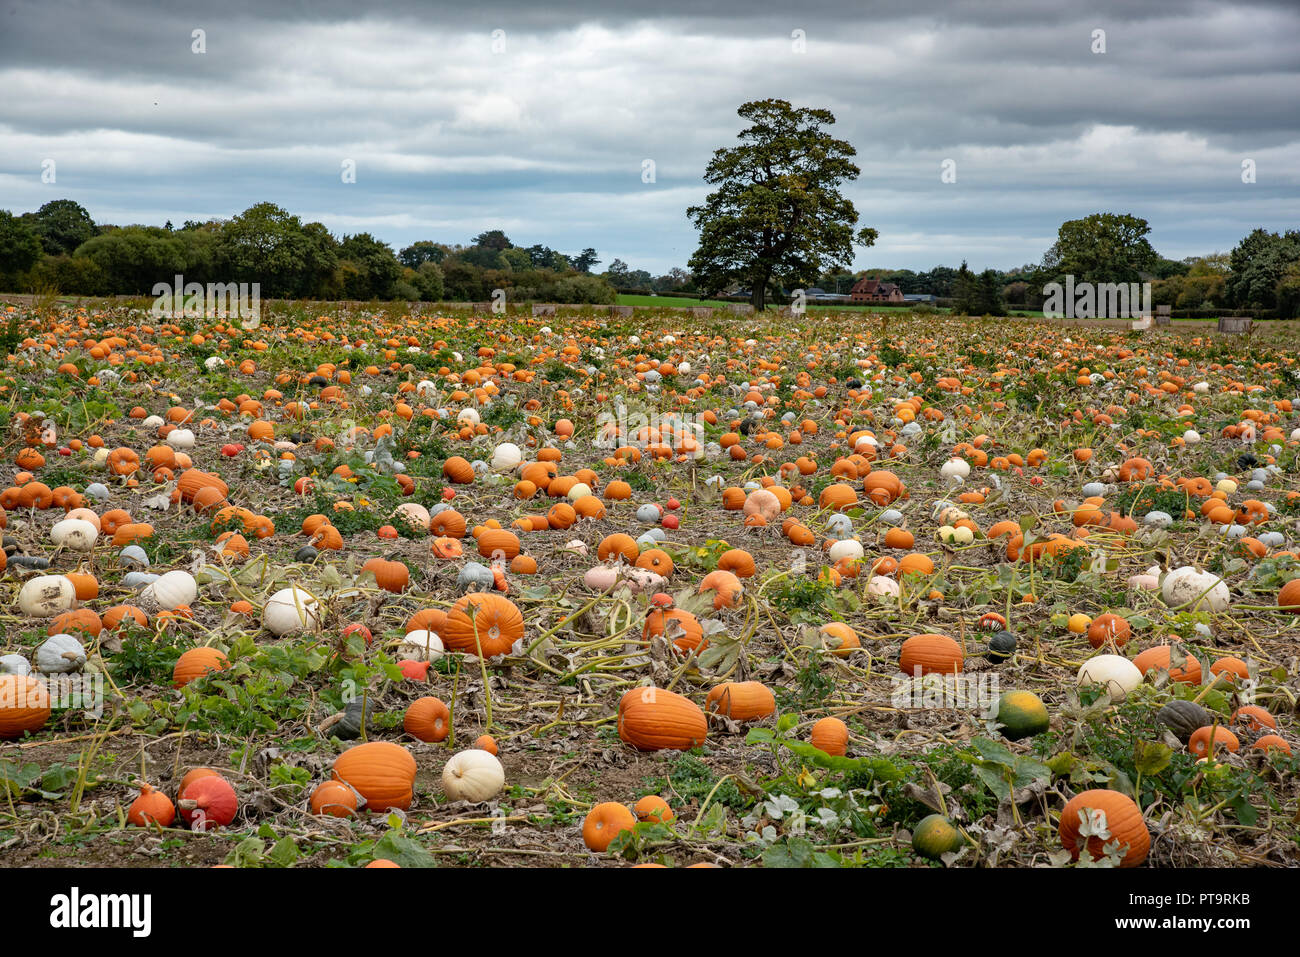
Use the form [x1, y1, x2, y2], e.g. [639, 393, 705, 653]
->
[850, 278, 904, 303]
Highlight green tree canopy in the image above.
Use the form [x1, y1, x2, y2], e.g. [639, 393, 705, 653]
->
[337, 232, 403, 299]
[399, 240, 446, 269]
[31, 199, 98, 256]
[217, 202, 338, 298]
[1041, 212, 1158, 284]
[1224, 228, 1300, 314]
[74, 226, 187, 294]
[472, 230, 513, 251]
[0, 211, 44, 281]
[687, 99, 877, 311]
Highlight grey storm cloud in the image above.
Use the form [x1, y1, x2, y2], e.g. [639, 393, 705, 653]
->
[0, 0, 1297, 272]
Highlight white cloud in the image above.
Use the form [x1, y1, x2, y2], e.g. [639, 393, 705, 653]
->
[0, 2, 1296, 273]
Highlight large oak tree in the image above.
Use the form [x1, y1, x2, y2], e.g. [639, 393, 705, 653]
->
[688, 99, 877, 311]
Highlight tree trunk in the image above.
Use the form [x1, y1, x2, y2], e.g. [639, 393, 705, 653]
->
[751, 272, 768, 312]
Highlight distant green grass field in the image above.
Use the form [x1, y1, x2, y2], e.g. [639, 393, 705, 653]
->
[615, 293, 1049, 317]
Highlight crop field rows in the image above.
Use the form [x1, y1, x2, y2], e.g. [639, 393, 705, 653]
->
[1, 303, 1299, 868]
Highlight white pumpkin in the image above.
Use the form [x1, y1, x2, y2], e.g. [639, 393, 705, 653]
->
[165, 428, 196, 450]
[84, 483, 110, 501]
[457, 408, 480, 427]
[18, 575, 76, 617]
[583, 565, 619, 593]
[0, 653, 30, 676]
[399, 629, 444, 662]
[866, 575, 900, 600]
[264, 586, 321, 635]
[1077, 654, 1142, 702]
[144, 570, 198, 610]
[951, 525, 974, 545]
[566, 482, 592, 501]
[940, 458, 970, 481]
[441, 749, 505, 803]
[36, 633, 86, 674]
[50, 518, 98, 551]
[827, 539, 864, 564]
[1161, 566, 1230, 612]
[490, 443, 523, 472]
[393, 502, 430, 531]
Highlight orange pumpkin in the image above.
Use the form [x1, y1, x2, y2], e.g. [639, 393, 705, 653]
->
[403, 697, 451, 742]
[0, 674, 51, 738]
[1058, 789, 1149, 867]
[899, 633, 963, 676]
[309, 780, 358, 818]
[441, 594, 525, 657]
[332, 742, 418, 813]
[582, 802, 636, 852]
[617, 686, 707, 751]
[172, 647, 231, 688]
[704, 681, 776, 721]
[810, 716, 849, 756]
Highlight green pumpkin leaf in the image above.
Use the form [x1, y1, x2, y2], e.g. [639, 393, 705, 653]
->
[1133, 740, 1172, 776]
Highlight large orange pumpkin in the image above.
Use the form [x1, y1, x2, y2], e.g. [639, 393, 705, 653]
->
[441, 594, 524, 657]
[898, 633, 963, 675]
[332, 742, 418, 812]
[1058, 789, 1150, 867]
[617, 686, 707, 751]
[172, 647, 231, 688]
[0, 674, 51, 738]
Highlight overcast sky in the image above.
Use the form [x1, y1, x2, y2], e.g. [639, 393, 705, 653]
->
[0, 0, 1296, 274]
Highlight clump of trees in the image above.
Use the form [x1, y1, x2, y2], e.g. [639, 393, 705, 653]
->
[836, 214, 1298, 317]
[0, 201, 618, 305]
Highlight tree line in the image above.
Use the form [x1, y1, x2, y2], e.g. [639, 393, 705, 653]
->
[2, 190, 1295, 318]
[0, 201, 623, 304]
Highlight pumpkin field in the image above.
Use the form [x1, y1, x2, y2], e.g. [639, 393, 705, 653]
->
[2, 300, 1300, 870]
